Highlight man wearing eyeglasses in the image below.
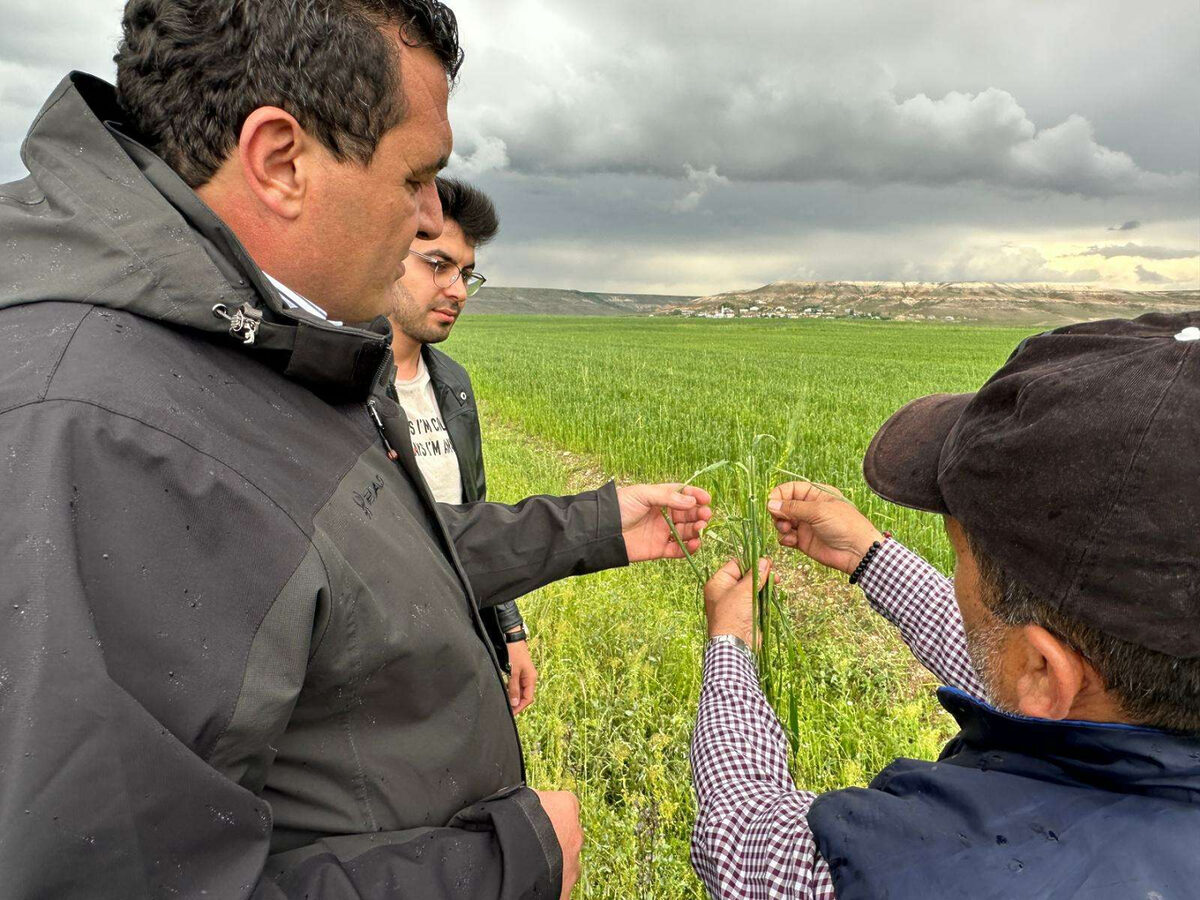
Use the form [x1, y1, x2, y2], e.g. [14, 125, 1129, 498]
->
[389, 177, 539, 714]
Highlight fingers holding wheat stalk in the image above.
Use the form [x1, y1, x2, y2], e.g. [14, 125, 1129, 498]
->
[662, 435, 816, 773]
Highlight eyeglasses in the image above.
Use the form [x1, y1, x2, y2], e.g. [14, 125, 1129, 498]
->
[407, 249, 487, 297]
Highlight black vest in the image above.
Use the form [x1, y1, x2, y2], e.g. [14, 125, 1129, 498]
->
[808, 688, 1200, 899]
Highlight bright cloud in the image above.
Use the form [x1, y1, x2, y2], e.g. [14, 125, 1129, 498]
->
[2, 0, 1197, 292]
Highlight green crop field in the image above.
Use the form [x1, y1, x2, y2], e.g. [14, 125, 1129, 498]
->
[444, 316, 1038, 898]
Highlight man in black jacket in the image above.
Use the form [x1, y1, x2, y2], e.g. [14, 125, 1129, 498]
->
[388, 177, 540, 714]
[0, 3, 711, 898]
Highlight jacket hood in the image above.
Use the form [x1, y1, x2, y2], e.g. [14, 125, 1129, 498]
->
[0, 72, 392, 402]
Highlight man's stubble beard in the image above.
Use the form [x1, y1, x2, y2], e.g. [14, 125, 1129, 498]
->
[964, 617, 1018, 714]
[392, 281, 455, 345]
[401, 315, 454, 346]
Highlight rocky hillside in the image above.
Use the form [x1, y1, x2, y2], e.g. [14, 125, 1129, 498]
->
[666, 281, 1199, 326]
[469, 281, 1197, 326]
[470, 286, 696, 316]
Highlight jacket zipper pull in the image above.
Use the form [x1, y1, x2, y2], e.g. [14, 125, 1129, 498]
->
[366, 399, 400, 461]
[212, 303, 262, 346]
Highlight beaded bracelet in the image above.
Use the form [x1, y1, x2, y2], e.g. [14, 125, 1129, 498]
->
[848, 532, 892, 585]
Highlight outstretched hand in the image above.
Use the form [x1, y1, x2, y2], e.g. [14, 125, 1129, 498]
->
[767, 481, 884, 575]
[618, 484, 713, 563]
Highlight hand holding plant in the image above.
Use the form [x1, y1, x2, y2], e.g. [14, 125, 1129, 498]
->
[664, 438, 805, 766]
[618, 484, 713, 562]
[768, 481, 884, 574]
[704, 557, 772, 644]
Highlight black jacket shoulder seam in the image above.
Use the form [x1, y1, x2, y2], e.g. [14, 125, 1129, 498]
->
[40, 305, 96, 402]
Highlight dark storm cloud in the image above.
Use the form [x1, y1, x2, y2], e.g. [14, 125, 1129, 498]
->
[450, 0, 1199, 197]
[444, 0, 1198, 289]
[449, 169, 1196, 293]
[3, 1, 1197, 291]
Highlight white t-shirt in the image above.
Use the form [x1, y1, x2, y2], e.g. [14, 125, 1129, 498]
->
[394, 357, 463, 505]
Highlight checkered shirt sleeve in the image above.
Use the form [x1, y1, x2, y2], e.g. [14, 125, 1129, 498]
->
[691, 642, 837, 899]
[857, 539, 986, 700]
[691, 539, 986, 898]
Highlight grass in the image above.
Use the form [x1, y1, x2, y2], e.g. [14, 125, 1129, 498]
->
[666, 437, 811, 773]
[449, 316, 1040, 898]
[447, 316, 1037, 571]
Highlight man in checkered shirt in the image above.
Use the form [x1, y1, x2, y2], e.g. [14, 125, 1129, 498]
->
[690, 314, 1200, 899]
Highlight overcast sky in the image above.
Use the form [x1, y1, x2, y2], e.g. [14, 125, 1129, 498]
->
[3, 0, 1198, 294]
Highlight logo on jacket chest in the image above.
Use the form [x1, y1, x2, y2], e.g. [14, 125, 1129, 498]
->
[353, 474, 387, 519]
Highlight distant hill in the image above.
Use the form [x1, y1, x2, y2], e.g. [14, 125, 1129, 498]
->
[470, 281, 1197, 326]
[470, 286, 697, 316]
[667, 281, 1200, 327]
[667, 282, 1200, 328]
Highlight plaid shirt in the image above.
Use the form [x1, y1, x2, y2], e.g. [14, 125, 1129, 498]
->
[690, 540, 985, 899]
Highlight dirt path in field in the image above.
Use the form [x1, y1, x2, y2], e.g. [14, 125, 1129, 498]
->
[485, 413, 938, 699]
[483, 414, 609, 494]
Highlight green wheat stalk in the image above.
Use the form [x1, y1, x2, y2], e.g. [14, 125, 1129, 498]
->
[664, 438, 805, 771]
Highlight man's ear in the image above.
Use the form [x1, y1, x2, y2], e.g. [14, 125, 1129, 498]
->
[1012, 624, 1085, 721]
[236, 107, 311, 220]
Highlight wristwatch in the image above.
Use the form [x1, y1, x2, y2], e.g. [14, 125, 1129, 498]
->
[504, 627, 528, 644]
[708, 634, 756, 667]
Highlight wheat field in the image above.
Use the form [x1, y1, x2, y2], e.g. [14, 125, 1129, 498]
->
[445, 316, 1037, 898]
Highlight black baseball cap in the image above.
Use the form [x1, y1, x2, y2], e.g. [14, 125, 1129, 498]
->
[863, 312, 1200, 659]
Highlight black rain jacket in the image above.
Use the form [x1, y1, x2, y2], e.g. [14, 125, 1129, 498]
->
[423, 347, 527, 669]
[0, 73, 628, 899]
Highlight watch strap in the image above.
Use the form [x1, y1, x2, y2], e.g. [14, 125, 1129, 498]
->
[708, 634, 756, 667]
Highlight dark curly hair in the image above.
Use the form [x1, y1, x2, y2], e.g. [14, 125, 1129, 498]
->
[436, 177, 499, 247]
[115, 0, 463, 187]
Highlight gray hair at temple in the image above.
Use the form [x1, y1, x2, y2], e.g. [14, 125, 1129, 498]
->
[968, 531, 1200, 735]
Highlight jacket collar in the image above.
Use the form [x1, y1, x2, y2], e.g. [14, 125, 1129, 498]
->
[9, 72, 392, 403]
[938, 686, 1200, 801]
[422, 345, 470, 409]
